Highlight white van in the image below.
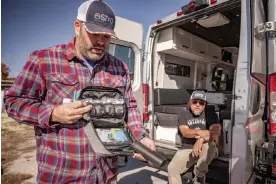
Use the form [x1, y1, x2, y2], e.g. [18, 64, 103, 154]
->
[109, 0, 276, 183]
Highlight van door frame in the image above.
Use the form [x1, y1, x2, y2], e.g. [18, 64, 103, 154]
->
[230, 0, 268, 183]
[229, 0, 252, 183]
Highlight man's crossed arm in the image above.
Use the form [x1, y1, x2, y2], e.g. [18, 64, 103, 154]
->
[179, 125, 210, 142]
[179, 123, 221, 143]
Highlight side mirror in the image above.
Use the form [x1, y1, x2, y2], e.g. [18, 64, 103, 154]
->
[212, 67, 224, 81]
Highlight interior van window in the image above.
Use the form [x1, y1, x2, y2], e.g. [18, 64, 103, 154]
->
[108, 43, 135, 81]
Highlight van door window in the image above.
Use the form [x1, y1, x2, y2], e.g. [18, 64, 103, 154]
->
[108, 43, 135, 81]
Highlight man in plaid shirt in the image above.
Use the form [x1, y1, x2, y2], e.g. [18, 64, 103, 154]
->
[4, 0, 155, 183]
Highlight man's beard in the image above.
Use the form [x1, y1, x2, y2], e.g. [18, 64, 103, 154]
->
[77, 33, 106, 61]
[192, 111, 202, 116]
[191, 109, 203, 116]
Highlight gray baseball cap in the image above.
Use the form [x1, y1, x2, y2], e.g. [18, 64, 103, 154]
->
[77, 0, 117, 38]
[190, 90, 207, 101]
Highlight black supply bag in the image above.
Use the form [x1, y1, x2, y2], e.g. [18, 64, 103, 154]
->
[78, 86, 168, 169]
[78, 86, 134, 157]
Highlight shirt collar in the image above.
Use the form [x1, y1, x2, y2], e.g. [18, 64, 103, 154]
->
[65, 37, 77, 61]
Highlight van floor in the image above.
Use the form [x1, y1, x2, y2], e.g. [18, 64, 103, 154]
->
[182, 160, 229, 184]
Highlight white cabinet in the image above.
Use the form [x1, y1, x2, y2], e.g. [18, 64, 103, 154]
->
[192, 34, 221, 61]
[156, 27, 235, 65]
[193, 38, 208, 55]
[174, 28, 193, 51]
[207, 44, 222, 60]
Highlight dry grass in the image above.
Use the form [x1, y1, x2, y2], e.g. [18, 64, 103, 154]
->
[1, 112, 35, 183]
[1, 173, 33, 184]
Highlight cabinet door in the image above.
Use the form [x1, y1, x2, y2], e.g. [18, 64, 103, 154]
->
[174, 28, 192, 50]
[193, 38, 207, 55]
[207, 44, 222, 60]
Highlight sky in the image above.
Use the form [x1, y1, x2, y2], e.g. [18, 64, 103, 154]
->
[2, 0, 189, 77]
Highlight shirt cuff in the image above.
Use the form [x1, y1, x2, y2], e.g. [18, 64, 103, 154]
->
[132, 128, 149, 142]
[38, 105, 59, 128]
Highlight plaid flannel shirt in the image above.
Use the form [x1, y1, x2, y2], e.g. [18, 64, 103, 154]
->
[4, 37, 148, 184]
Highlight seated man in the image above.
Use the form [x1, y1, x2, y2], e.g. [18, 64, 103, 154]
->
[168, 90, 221, 184]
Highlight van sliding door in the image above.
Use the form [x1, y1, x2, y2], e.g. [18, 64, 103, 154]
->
[230, 0, 267, 184]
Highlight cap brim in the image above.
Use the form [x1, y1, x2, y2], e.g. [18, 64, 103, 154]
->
[84, 22, 117, 39]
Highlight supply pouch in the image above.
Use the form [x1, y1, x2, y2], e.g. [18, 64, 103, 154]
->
[78, 86, 167, 168]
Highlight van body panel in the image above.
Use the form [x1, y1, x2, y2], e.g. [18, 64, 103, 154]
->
[110, 16, 144, 114]
[114, 16, 143, 50]
[268, 0, 276, 75]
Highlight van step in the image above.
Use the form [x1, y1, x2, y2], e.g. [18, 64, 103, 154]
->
[182, 171, 228, 184]
[207, 160, 229, 183]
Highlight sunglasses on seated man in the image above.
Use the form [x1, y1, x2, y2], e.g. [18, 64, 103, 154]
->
[191, 100, 206, 106]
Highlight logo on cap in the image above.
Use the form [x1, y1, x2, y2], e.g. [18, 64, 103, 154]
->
[94, 13, 114, 25]
[194, 93, 204, 98]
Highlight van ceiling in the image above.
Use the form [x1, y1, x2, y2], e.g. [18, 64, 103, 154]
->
[179, 6, 241, 48]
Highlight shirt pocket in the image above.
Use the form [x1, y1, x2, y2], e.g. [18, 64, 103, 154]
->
[48, 73, 79, 105]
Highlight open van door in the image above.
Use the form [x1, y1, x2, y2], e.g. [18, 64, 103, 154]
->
[230, 0, 267, 183]
[108, 16, 144, 114]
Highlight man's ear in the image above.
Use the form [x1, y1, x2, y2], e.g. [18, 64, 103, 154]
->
[74, 20, 81, 36]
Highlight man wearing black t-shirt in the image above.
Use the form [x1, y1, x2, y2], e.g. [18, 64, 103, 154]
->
[168, 91, 221, 184]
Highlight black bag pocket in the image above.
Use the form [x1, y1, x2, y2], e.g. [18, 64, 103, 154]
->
[93, 119, 123, 129]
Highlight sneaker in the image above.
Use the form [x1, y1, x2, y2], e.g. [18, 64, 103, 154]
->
[185, 179, 194, 184]
[192, 175, 206, 184]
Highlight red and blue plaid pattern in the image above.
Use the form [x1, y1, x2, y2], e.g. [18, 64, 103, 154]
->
[4, 37, 148, 184]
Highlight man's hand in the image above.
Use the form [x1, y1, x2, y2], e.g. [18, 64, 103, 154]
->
[210, 124, 221, 136]
[192, 138, 204, 157]
[196, 130, 210, 141]
[50, 101, 92, 124]
[133, 137, 156, 162]
[209, 124, 221, 144]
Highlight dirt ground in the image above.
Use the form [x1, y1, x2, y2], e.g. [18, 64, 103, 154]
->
[1, 112, 37, 184]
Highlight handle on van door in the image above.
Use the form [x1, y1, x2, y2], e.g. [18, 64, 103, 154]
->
[200, 51, 205, 54]
[213, 56, 218, 59]
[182, 45, 189, 49]
[225, 131, 228, 144]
